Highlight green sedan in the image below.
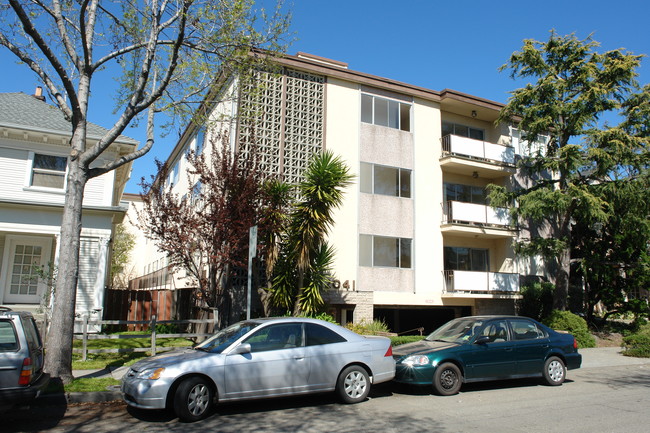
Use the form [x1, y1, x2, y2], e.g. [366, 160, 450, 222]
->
[393, 315, 582, 395]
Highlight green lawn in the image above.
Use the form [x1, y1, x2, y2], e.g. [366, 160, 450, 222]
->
[72, 332, 194, 370]
[42, 332, 196, 393]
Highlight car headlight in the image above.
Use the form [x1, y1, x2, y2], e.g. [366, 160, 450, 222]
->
[401, 355, 430, 366]
[135, 367, 165, 380]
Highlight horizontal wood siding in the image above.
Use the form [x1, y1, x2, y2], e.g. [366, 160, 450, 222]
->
[0, 147, 31, 201]
[0, 143, 111, 206]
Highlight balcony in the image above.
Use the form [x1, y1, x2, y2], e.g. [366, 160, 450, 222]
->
[443, 270, 520, 295]
[441, 135, 516, 178]
[441, 201, 516, 238]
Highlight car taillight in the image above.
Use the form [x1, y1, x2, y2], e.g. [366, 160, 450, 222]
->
[573, 338, 578, 350]
[384, 346, 393, 357]
[19, 357, 33, 386]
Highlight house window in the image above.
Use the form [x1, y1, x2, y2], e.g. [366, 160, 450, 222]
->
[360, 163, 411, 198]
[361, 94, 410, 131]
[442, 122, 484, 141]
[360, 234, 412, 268]
[444, 247, 489, 271]
[31, 153, 66, 189]
[444, 182, 486, 205]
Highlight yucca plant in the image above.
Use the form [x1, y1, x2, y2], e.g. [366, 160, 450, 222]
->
[269, 151, 353, 315]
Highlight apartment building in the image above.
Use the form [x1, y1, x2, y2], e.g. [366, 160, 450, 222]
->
[124, 52, 549, 333]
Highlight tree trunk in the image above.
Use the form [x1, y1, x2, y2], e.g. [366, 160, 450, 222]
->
[553, 249, 570, 311]
[553, 217, 572, 311]
[292, 270, 305, 316]
[257, 287, 273, 317]
[44, 149, 88, 384]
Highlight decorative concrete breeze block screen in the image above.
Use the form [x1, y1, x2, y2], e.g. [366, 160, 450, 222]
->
[239, 68, 325, 188]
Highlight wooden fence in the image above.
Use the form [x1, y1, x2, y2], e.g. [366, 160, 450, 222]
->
[73, 315, 215, 361]
[103, 288, 194, 331]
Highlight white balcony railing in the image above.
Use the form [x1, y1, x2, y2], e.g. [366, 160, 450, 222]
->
[442, 134, 515, 165]
[444, 270, 519, 293]
[443, 201, 511, 227]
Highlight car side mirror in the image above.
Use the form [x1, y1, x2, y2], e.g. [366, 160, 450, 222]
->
[231, 343, 252, 355]
[474, 335, 491, 345]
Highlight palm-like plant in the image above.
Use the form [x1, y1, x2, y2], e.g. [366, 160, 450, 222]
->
[257, 179, 293, 315]
[270, 150, 353, 315]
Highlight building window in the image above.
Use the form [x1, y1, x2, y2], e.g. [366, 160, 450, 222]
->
[30, 153, 66, 189]
[360, 163, 411, 198]
[360, 234, 412, 268]
[168, 160, 180, 187]
[190, 181, 202, 205]
[361, 94, 410, 131]
[444, 182, 486, 205]
[444, 247, 489, 272]
[194, 129, 205, 155]
[510, 127, 548, 156]
[442, 122, 484, 141]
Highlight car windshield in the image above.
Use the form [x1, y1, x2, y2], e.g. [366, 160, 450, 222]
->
[194, 321, 260, 353]
[425, 318, 485, 344]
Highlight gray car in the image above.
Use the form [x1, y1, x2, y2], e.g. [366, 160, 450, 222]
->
[121, 317, 395, 422]
[0, 307, 49, 410]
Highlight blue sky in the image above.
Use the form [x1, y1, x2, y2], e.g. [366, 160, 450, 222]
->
[1, 0, 649, 193]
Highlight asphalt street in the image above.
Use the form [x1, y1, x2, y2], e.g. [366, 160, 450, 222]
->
[3, 347, 650, 433]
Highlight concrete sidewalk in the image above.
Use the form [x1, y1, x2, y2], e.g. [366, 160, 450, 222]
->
[73, 365, 129, 380]
[38, 347, 650, 405]
[579, 346, 650, 368]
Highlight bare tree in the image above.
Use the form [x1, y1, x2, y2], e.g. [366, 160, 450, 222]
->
[0, 0, 289, 383]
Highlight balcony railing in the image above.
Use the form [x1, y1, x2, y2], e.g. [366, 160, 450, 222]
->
[128, 267, 172, 291]
[442, 200, 512, 227]
[443, 270, 520, 294]
[442, 134, 515, 165]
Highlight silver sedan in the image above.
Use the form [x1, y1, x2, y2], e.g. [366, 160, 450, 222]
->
[121, 317, 395, 422]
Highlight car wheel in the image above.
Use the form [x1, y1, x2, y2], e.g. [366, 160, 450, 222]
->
[433, 362, 462, 396]
[173, 377, 213, 422]
[336, 365, 370, 404]
[542, 356, 566, 386]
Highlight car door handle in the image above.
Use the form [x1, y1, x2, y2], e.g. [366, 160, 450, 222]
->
[294, 356, 305, 361]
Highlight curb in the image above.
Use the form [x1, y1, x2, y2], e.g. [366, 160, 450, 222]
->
[36, 390, 122, 406]
[36, 386, 123, 406]
[68, 391, 123, 403]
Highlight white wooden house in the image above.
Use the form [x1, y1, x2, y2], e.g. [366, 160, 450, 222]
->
[0, 90, 138, 319]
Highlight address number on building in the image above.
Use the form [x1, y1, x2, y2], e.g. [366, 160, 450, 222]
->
[330, 279, 355, 290]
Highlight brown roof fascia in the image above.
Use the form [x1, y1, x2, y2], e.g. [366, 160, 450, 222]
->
[271, 52, 443, 102]
[295, 52, 349, 68]
[439, 88, 505, 111]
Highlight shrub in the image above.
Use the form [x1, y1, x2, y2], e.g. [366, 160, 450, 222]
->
[289, 312, 337, 323]
[622, 322, 650, 358]
[543, 310, 596, 348]
[390, 335, 425, 346]
[346, 320, 391, 335]
[155, 322, 179, 334]
[622, 334, 650, 357]
[518, 282, 554, 321]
